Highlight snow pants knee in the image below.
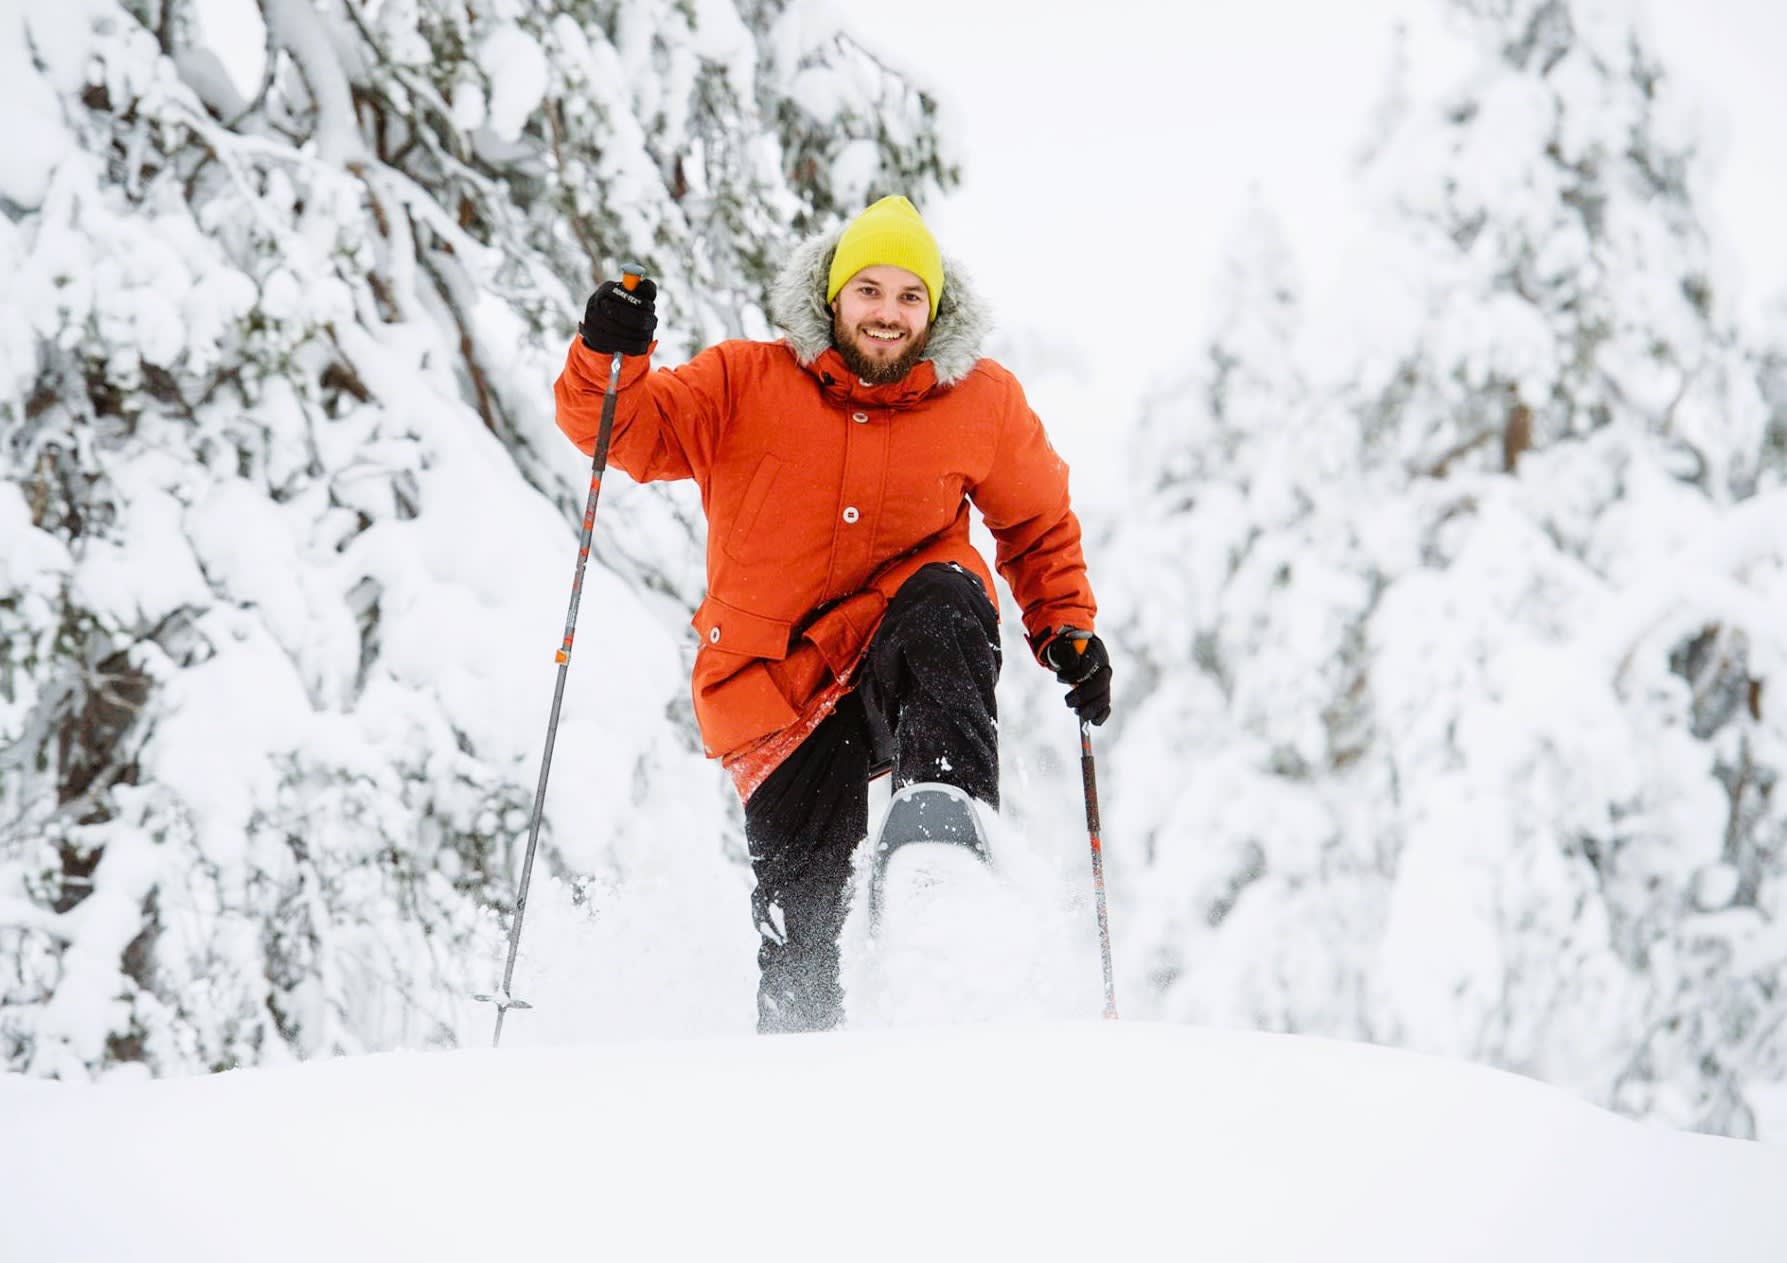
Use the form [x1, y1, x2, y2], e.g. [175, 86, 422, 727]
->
[743, 563, 1001, 1034]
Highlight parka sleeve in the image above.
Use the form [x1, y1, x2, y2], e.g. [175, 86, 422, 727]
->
[553, 338, 732, 485]
[969, 369, 1098, 645]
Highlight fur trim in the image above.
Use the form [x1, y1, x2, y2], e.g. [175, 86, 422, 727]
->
[768, 226, 990, 387]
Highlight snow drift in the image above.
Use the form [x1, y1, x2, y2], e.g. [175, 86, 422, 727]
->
[3, 1021, 1782, 1262]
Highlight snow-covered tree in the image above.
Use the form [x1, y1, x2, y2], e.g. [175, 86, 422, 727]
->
[1106, 0, 1787, 1137]
[0, 0, 955, 1077]
[1103, 197, 1394, 1046]
[1352, 0, 1764, 494]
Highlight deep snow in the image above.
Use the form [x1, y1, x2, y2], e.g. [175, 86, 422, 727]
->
[3, 1020, 1783, 1262]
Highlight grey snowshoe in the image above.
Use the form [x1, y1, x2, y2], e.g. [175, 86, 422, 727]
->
[866, 781, 990, 932]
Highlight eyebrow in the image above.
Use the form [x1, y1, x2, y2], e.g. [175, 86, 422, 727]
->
[857, 281, 927, 298]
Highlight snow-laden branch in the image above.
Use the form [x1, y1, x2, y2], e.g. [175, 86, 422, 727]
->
[0, 896, 72, 943]
[262, 0, 366, 165]
[28, 829, 166, 1069]
[1587, 488, 1787, 680]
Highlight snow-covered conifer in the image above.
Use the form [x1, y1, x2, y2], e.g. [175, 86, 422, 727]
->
[0, 0, 954, 1076]
[1104, 0, 1787, 1136]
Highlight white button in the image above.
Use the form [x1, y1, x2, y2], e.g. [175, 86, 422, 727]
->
[851, 411, 869, 424]
[709, 626, 721, 643]
[842, 506, 860, 524]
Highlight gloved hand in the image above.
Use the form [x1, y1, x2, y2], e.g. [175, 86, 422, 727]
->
[1037, 630, 1112, 726]
[580, 277, 658, 356]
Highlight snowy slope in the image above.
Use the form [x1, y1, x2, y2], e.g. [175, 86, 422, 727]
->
[3, 1022, 1783, 1262]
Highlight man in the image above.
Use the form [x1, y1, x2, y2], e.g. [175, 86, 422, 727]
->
[554, 195, 1111, 1033]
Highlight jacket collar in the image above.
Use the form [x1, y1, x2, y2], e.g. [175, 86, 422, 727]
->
[801, 347, 941, 407]
[768, 221, 991, 391]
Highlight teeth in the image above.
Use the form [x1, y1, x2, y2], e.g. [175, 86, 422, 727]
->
[866, 330, 902, 341]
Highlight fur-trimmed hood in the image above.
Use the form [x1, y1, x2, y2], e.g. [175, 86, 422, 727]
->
[767, 224, 991, 388]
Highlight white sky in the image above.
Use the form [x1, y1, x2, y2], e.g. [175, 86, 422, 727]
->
[849, 0, 1412, 370]
[848, 0, 1787, 335]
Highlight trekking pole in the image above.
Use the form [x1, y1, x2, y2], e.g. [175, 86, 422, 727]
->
[1078, 716, 1119, 1020]
[477, 263, 647, 1049]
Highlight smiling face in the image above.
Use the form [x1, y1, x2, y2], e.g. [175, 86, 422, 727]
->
[829, 264, 932, 385]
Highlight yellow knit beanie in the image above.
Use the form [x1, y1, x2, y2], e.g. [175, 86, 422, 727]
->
[825, 195, 944, 320]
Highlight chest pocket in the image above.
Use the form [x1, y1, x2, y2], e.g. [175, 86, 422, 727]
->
[720, 453, 787, 564]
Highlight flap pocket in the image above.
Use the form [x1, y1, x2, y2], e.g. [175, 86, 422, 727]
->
[691, 661, 799, 757]
[692, 594, 795, 661]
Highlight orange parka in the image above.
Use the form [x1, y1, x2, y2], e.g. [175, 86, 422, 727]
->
[554, 234, 1096, 795]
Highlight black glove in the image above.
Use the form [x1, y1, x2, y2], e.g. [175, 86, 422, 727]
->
[580, 278, 658, 356]
[1037, 630, 1112, 727]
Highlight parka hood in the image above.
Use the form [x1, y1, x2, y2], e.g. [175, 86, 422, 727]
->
[768, 223, 991, 388]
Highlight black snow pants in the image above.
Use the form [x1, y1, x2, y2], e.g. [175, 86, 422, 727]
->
[742, 563, 1001, 1034]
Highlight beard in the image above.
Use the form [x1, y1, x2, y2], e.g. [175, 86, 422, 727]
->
[832, 313, 931, 385]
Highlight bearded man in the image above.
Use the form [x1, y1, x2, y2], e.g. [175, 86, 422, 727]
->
[554, 196, 1111, 1033]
